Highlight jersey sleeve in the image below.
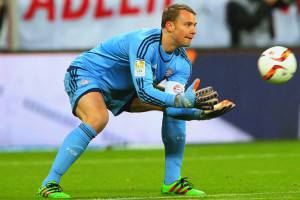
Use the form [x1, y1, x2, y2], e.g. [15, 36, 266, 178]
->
[129, 40, 176, 107]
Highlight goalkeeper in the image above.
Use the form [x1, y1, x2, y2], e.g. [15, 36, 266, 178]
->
[38, 3, 235, 199]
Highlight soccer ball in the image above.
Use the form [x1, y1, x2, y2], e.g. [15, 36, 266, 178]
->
[257, 46, 297, 84]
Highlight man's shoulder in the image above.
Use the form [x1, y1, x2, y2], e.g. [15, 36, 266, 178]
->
[133, 28, 161, 59]
[106, 28, 160, 42]
[137, 28, 161, 36]
[132, 28, 161, 43]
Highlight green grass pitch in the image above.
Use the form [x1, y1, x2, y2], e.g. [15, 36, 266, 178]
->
[0, 140, 300, 199]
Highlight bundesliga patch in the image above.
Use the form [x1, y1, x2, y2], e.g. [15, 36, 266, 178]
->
[134, 60, 146, 77]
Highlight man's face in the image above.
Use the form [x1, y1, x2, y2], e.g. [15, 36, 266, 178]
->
[170, 10, 197, 47]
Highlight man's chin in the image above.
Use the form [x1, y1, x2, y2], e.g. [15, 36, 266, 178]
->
[180, 42, 191, 47]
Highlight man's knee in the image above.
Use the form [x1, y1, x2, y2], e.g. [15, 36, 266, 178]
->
[85, 111, 109, 134]
[78, 110, 109, 134]
[75, 92, 109, 134]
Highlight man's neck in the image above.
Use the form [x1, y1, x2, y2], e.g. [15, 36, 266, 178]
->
[161, 29, 177, 53]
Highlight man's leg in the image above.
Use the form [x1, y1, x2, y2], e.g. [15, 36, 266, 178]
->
[39, 92, 108, 198]
[127, 98, 185, 184]
[160, 114, 205, 196]
[127, 97, 205, 196]
[161, 113, 186, 185]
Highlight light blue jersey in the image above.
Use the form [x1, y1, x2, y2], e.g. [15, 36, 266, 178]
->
[65, 28, 192, 115]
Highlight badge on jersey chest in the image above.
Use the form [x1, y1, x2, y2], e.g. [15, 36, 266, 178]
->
[134, 60, 145, 77]
[165, 68, 174, 79]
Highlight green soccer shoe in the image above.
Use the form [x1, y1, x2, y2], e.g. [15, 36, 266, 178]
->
[37, 181, 71, 199]
[161, 177, 206, 197]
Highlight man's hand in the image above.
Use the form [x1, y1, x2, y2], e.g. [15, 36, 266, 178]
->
[166, 99, 235, 121]
[174, 79, 200, 108]
[201, 99, 236, 120]
[195, 86, 219, 110]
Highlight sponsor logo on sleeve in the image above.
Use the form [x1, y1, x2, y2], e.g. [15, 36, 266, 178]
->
[165, 81, 184, 94]
[173, 84, 184, 94]
[134, 60, 145, 77]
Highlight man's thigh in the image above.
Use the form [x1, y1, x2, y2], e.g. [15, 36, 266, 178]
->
[75, 92, 107, 120]
[64, 66, 106, 116]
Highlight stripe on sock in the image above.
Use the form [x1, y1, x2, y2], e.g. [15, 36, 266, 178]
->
[79, 123, 96, 140]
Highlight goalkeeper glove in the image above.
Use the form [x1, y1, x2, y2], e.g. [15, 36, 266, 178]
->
[166, 99, 235, 121]
[201, 99, 235, 120]
[174, 79, 200, 108]
[195, 86, 219, 110]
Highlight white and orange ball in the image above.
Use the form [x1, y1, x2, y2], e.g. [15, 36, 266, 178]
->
[258, 46, 297, 84]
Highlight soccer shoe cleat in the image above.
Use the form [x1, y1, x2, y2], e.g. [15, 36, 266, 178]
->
[37, 181, 71, 199]
[161, 177, 206, 196]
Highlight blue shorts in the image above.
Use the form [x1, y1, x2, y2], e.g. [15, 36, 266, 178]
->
[64, 66, 136, 116]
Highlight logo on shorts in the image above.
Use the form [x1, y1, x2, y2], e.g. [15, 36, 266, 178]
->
[79, 79, 89, 86]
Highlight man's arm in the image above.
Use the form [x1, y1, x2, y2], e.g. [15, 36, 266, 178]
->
[166, 100, 236, 121]
[129, 43, 198, 108]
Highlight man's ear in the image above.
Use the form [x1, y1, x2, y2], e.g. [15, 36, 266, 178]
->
[165, 21, 174, 32]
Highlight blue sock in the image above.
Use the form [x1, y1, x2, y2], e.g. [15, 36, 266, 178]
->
[42, 123, 96, 186]
[162, 113, 186, 185]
